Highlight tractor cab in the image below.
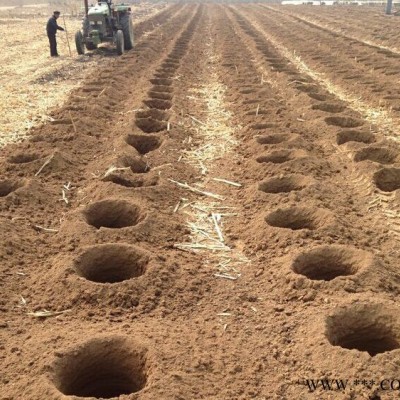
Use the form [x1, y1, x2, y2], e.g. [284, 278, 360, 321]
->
[88, 2, 111, 17]
[86, 2, 113, 42]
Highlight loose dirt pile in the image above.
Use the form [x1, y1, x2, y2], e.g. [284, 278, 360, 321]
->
[2, 4, 400, 400]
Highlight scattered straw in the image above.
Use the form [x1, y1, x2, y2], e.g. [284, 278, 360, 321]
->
[104, 165, 130, 177]
[169, 179, 225, 200]
[32, 224, 58, 233]
[212, 177, 242, 187]
[214, 273, 239, 280]
[35, 154, 54, 176]
[211, 213, 224, 242]
[69, 111, 77, 134]
[187, 114, 206, 126]
[98, 87, 107, 97]
[28, 309, 71, 318]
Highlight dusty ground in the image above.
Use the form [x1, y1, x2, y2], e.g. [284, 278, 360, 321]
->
[2, 3, 400, 400]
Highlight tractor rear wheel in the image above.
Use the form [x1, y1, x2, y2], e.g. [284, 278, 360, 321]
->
[75, 31, 85, 55]
[116, 30, 124, 55]
[120, 13, 134, 50]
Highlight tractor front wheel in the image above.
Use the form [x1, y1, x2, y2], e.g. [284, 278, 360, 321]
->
[75, 31, 85, 55]
[116, 30, 124, 56]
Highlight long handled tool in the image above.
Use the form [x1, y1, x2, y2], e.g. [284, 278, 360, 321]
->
[62, 15, 72, 57]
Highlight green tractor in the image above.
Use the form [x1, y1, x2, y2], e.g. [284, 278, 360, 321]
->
[75, 0, 134, 56]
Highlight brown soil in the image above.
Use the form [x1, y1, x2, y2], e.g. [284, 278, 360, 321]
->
[2, 4, 400, 400]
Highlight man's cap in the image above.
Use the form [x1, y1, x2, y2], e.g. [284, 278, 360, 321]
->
[53, 11, 61, 15]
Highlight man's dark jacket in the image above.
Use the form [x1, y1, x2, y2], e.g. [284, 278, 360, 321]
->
[46, 16, 64, 35]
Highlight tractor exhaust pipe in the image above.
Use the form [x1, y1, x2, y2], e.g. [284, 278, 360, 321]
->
[84, 0, 89, 16]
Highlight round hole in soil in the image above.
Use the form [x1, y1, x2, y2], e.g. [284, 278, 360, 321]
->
[0, 179, 24, 197]
[143, 99, 172, 110]
[153, 72, 172, 79]
[150, 78, 172, 86]
[308, 92, 329, 101]
[266, 207, 332, 230]
[292, 245, 368, 281]
[149, 85, 173, 94]
[52, 336, 148, 398]
[336, 130, 375, 145]
[354, 147, 398, 164]
[251, 123, 277, 130]
[83, 199, 143, 229]
[240, 88, 256, 94]
[125, 134, 161, 155]
[161, 62, 179, 69]
[325, 116, 364, 128]
[102, 174, 143, 188]
[7, 153, 40, 164]
[295, 84, 318, 93]
[74, 243, 148, 283]
[325, 303, 400, 356]
[312, 102, 346, 113]
[135, 118, 168, 133]
[373, 168, 400, 192]
[256, 149, 302, 164]
[256, 134, 291, 145]
[147, 91, 173, 101]
[158, 69, 176, 76]
[136, 109, 168, 121]
[118, 155, 150, 173]
[258, 175, 311, 194]
[384, 95, 400, 100]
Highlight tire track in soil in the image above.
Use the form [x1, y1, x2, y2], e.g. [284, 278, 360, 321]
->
[247, 4, 400, 134]
[263, 5, 400, 57]
[217, 5, 400, 399]
[282, 4, 400, 53]
[230, 5, 400, 246]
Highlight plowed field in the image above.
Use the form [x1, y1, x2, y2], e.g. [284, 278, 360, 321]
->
[2, 4, 400, 400]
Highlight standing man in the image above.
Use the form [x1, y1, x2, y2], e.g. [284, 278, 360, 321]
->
[46, 11, 64, 57]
